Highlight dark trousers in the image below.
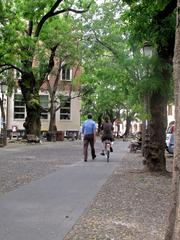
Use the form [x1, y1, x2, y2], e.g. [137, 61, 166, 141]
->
[83, 134, 96, 161]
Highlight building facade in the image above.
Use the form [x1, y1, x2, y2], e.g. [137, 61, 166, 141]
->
[1, 65, 81, 138]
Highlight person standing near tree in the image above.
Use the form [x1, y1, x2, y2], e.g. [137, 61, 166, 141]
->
[82, 113, 96, 162]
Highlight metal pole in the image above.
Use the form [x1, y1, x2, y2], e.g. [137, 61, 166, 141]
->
[0, 82, 7, 146]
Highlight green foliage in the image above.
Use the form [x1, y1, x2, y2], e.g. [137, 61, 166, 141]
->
[0, 0, 89, 93]
[79, 0, 175, 124]
[0, 0, 175, 127]
[122, 0, 176, 52]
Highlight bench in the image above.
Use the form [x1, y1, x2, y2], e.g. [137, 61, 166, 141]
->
[26, 134, 40, 143]
[65, 131, 79, 141]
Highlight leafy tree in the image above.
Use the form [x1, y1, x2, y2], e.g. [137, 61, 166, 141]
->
[79, 1, 151, 137]
[80, 44, 142, 135]
[121, 0, 176, 171]
[80, 0, 176, 173]
[0, 0, 91, 136]
[38, 16, 82, 138]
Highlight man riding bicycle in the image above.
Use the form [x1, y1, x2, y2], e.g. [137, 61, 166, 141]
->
[100, 116, 114, 155]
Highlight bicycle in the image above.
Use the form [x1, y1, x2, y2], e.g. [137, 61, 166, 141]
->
[104, 139, 111, 162]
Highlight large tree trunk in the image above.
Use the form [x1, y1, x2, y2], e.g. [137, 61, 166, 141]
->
[143, 92, 167, 171]
[142, 0, 175, 173]
[123, 114, 132, 137]
[165, 1, 180, 238]
[48, 98, 57, 142]
[47, 57, 61, 141]
[20, 71, 41, 136]
[23, 102, 41, 136]
[143, 41, 172, 173]
[49, 106, 56, 133]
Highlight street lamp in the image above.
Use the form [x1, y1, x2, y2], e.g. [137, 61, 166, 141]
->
[143, 41, 153, 58]
[143, 41, 153, 126]
[0, 80, 7, 146]
[142, 41, 153, 156]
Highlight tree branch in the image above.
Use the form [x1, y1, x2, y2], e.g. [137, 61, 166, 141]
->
[35, 1, 91, 37]
[92, 29, 119, 58]
[51, 3, 91, 16]
[48, 45, 59, 73]
[154, 0, 177, 23]
[28, 20, 33, 36]
[0, 64, 23, 74]
[40, 44, 59, 86]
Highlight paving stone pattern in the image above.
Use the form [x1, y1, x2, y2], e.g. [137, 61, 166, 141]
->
[64, 153, 172, 240]
[0, 141, 87, 195]
[0, 140, 173, 240]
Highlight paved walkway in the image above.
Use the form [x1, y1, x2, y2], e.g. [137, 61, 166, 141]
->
[64, 153, 172, 240]
[0, 140, 130, 240]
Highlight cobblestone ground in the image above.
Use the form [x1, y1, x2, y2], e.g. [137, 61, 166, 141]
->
[0, 140, 96, 195]
[64, 153, 173, 240]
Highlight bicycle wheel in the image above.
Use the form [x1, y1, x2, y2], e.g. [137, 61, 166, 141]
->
[107, 150, 110, 162]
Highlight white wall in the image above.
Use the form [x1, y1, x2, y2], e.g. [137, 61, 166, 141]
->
[6, 92, 81, 133]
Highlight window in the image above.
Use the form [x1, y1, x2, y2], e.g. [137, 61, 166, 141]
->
[14, 94, 25, 119]
[40, 95, 49, 119]
[61, 65, 71, 81]
[60, 96, 71, 120]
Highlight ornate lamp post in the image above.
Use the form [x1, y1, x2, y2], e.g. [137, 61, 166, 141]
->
[143, 41, 153, 127]
[0, 80, 7, 146]
[143, 41, 153, 58]
[142, 41, 153, 156]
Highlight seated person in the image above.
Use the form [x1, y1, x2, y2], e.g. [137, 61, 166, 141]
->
[100, 116, 114, 155]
